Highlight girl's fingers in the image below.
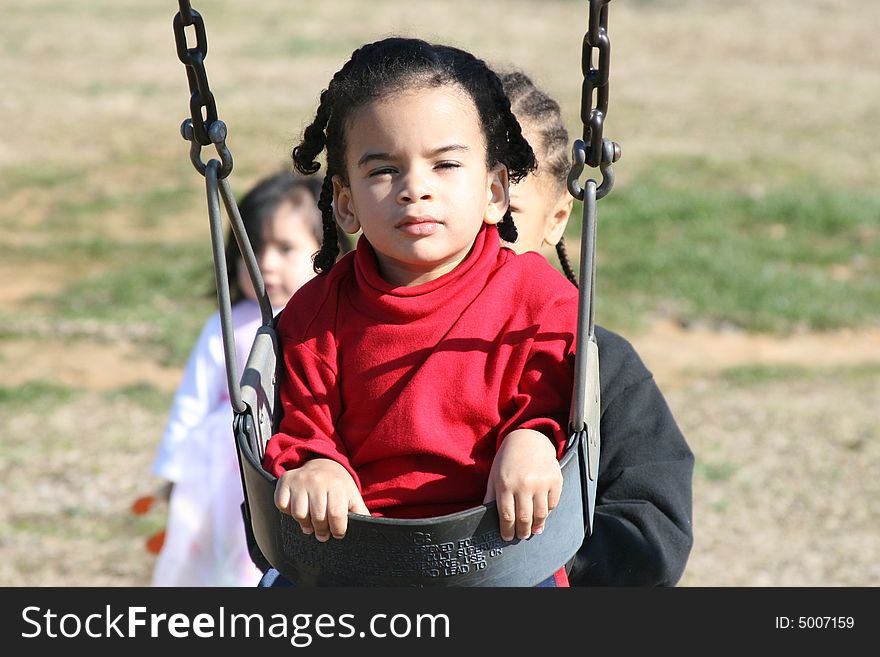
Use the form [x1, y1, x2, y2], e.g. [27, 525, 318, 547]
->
[531, 492, 550, 536]
[290, 491, 314, 535]
[496, 490, 516, 542]
[349, 495, 371, 517]
[309, 491, 330, 542]
[326, 489, 350, 539]
[273, 479, 291, 514]
[549, 475, 562, 511]
[514, 492, 534, 540]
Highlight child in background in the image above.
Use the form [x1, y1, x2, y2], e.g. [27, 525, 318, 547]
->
[150, 171, 325, 587]
[261, 37, 577, 587]
[500, 69, 695, 586]
[500, 70, 576, 283]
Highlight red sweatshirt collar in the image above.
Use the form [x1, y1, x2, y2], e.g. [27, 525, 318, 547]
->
[351, 224, 502, 320]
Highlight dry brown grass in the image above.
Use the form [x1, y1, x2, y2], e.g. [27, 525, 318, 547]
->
[1, 0, 878, 587]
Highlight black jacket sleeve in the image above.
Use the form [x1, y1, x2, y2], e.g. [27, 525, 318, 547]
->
[567, 326, 694, 586]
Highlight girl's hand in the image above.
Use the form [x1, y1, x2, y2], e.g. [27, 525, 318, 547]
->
[274, 458, 370, 541]
[483, 429, 563, 542]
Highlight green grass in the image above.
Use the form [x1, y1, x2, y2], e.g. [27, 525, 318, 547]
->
[0, 165, 86, 195]
[2, 509, 160, 543]
[694, 460, 737, 483]
[709, 499, 730, 513]
[240, 33, 356, 58]
[133, 184, 196, 225]
[3, 237, 215, 364]
[11, 180, 195, 231]
[0, 380, 80, 407]
[565, 177, 880, 333]
[719, 362, 880, 385]
[44, 243, 214, 363]
[104, 383, 174, 413]
[42, 243, 212, 319]
[0, 381, 83, 462]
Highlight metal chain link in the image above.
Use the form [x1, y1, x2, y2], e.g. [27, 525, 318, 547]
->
[173, 1, 233, 178]
[171, 3, 274, 412]
[568, 0, 621, 201]
[582, 0, 610, 167]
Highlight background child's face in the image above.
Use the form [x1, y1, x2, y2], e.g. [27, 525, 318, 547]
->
[508, 173, 563, 254]
[506, 124, 573, 255]
[237, 200, 321, 308]
[332, 85, 508, 286]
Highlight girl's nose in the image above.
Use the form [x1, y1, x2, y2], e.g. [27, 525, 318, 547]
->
[259, 247, 280, 272]
[396, 171, 433, 204]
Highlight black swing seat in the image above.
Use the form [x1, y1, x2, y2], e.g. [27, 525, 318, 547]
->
[236, 323, 591, 587]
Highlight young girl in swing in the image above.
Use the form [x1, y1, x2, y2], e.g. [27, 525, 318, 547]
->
[261, 37, 579, 587]
[499, 69, 695, 586]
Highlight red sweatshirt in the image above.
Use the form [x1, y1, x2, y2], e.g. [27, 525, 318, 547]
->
[263, 225, 578, 521]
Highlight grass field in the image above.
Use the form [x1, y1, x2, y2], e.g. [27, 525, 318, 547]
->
[1, 0, 878, 587]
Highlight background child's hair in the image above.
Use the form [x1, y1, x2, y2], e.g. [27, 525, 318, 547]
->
[223, 171, 332, 305]
[292, 37, 537, 274]
[500, 70, 578, 287]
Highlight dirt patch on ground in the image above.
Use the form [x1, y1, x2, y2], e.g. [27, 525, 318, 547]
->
[0, 263, 73, 307]
[0, 338, 182, 393]
[630, 320, 880, 389]
[671, 373, 879, 587]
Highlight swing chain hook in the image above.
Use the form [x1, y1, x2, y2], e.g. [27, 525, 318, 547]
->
[568, 138, 620, 202]
[174, 1, 234, 179]
[181, 118, 234, 179]
[567, 0, 620, 202]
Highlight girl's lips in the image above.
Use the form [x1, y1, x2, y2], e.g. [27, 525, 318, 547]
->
[397, 217, 441, 236]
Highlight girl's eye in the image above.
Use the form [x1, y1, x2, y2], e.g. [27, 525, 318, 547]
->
[369, 167, 396, 177]
[435, 161, 460, 170]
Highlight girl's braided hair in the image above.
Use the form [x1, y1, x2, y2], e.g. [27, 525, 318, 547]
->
[292, 37, 537, 274]
[501, 70, 578, 286]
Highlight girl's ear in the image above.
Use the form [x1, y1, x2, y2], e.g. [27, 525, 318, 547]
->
[483, 165, 509, 226]
[543, 188, 574, 246]
[332, 175, 361, 234]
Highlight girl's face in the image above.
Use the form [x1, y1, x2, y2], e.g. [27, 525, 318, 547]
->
[506, 124, 573, 255]
[237, 199, 321, 309]
[332, 86, 509, 287]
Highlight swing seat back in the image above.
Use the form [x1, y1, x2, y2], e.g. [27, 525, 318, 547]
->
[237, 323, 589, 586]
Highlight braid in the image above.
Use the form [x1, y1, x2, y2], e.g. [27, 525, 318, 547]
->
[294, 92, 338, 275]
[484, 69, 536, 243]
[292, 91, 331, 175]
[501, 69, 570, 191]
[498, 209, 518, 242]
[293, 54, 367, 274]
[486, 71, 535, 184]
[312, 174, 339, 274]
[556, 237, 578, 287]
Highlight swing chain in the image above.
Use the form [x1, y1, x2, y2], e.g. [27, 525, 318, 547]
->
[567, 0, 621, 202]
[173, 1, 234, 178]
